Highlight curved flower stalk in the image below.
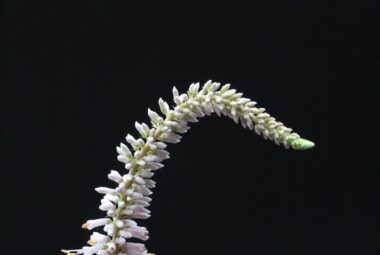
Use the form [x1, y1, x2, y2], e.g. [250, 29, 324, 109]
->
[62, 80, 314, 255]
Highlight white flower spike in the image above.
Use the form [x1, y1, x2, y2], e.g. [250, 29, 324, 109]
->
[63, 81, 314, 255]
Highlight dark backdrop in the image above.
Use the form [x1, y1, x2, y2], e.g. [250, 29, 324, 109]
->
[1, 1, 376, 255]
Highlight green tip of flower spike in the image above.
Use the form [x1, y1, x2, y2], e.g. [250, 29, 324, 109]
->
[290, 138, 315, 150]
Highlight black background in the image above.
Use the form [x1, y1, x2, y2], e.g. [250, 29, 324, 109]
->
[1, 1, 377, 255]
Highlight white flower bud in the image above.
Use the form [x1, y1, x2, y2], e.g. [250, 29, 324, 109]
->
[135, 185, 152, 196]
[131, 212, 150, 220]
[128, 225, 149, 241]
[172, 86, 179, 98]
[90, 232, 110, 244]
[117, 142, 132, 156]
[115, 219, 124, 228]
[135, 122, 148, 137]
[98, 250, 110, 255]
[125, 163, 133, 169]
[82, 218, 111, 230]
[123, 174, 133, 182]
[115, 237, 126, 245]
[158, 98, 170, 115]
[107, 242, 116, 252]
[119, 229, 133, 238]
[133, 198, 150, 207]
[126, 134, 139, 147]
[179, 93, 188, 102]
[138, 170, 154, 178]
[155, 142, 167, 149]
[209, 82, 221, 92]
[202, 80, 212, 91]
[117, 155, 129, 164]
[222, 89, 236, 98]
[144, 179, 156, 188]
[95, 187, 115, 195]
[145, 162, 164, 170]
[125, 242, 147, 254]
[82, 244, 103, 254]
[104, 194, 118, 203]
[99, 199, 115, 211]
[118, 201, 126, 208]
[133, 175, 145, 185]
[147, 108, 163, 125]
[108, 170, 122, 183]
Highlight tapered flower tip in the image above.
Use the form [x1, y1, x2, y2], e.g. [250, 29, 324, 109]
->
[290, 138, 315, 150]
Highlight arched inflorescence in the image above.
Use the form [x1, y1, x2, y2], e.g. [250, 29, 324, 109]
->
[62, 81, 314, 255]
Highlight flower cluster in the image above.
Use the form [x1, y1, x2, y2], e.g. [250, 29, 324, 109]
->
[62, 80, 314, 255]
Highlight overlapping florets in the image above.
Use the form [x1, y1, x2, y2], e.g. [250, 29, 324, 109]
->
[62, 80, 314, 255]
